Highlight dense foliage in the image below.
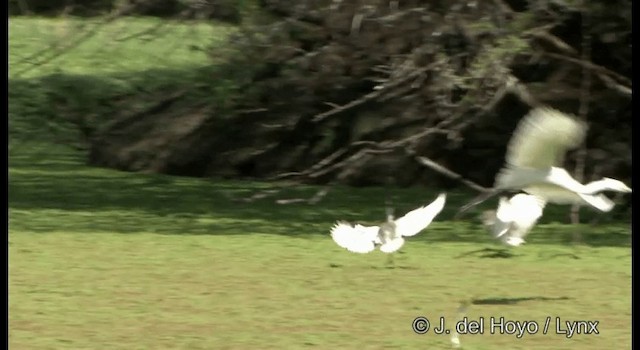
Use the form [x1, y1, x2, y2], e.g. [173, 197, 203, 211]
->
[12, 0, 631, 190]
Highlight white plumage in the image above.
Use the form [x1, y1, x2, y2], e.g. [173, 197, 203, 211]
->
[494, 107, 631, 212]
[481, 193, 546, 247]
[464, 107, 632, 247]
[330, 193, 447, 254]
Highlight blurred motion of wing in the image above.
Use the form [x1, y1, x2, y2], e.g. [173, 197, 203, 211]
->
[459, 107, 632, 216]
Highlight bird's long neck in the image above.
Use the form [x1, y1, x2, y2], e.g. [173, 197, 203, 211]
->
[582, 178, 608, 193]
[583, 178, 628, 193]
[547, 167, 588, 193]
[386, 213, 394, 223]
[379, 211, 395, 242]
[385, 196, 394, 222]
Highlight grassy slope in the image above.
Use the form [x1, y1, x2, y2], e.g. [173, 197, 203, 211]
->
[9, 17, 632, 350]
[9, 16, 236, 141]
[9, 16, 233, 78]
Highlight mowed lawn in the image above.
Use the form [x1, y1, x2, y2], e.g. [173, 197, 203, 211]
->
[9, 16, 631, 350]
[9, 143, 632, 349]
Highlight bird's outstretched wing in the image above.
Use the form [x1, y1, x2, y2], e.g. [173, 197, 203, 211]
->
[501, 107, 587, 171]
[394, 193, 447, 237]
[330, 221, 379, 253]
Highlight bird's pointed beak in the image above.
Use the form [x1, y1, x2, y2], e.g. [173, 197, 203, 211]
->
[385, 205, 394, 221]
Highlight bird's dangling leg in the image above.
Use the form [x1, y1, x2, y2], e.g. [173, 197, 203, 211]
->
[455, 189, 501, 219]
[385, 253, 395, 268]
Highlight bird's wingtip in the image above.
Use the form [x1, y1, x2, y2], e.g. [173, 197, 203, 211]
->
[332, 220, 351, 227]
[433, 192, 447, 205]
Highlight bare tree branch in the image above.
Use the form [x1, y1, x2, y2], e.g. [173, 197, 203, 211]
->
[526, 31, 578, 55]
[595, 73, 632, 97]
[406, 150, 491, 193]
[543, 52, 631, 88]
[311, 61, 442, 123]
[528, 31, 630, 97]
[262, 68, 524, 205]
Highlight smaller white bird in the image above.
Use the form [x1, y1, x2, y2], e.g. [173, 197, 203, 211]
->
[481, 193, 546, 247]
[330, 193, 447, 254]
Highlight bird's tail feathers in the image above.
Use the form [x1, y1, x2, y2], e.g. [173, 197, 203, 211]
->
[504, 236, 525, 246]
[379, 237, 405, 253]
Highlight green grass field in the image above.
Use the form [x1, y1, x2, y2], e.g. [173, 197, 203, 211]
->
[9, 17, 632, 349]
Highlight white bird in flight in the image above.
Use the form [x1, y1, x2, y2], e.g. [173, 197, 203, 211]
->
[459, 107, 631, 215]
[330, 193, 447, 255]
[481, 193, 546, 247]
